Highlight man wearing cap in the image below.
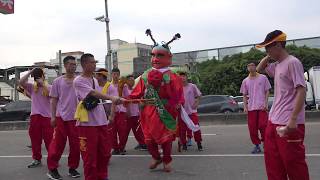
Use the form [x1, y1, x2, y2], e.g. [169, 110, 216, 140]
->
[95, 68, 110, 91]
[256, 30, 309, 180]
[19, 68, 53, 168]
[47, 56, 81, 179]
[95, 68, 113, 167]
[95, 68, 112, 118]
[240, 62, 271, 154]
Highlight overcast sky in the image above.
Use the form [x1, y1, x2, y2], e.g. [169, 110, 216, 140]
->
[0, 0, 319, 68]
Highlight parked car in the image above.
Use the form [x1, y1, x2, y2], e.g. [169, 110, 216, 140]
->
[198, 95, 239, 114]
[0, 100, 31, 122]
[0, 96, 12, 108]
[232, 96, 273, 112]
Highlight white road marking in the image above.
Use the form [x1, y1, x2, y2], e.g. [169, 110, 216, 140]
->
[127, 134, 217, 138]
[0, 154, 319, 158]
[1, 122, 319, 133]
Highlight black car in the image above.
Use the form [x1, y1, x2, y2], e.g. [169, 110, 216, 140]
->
[0, 100, 31, 121]
[198, 95, 239, 114]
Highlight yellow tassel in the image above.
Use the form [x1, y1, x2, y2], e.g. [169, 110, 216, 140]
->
[102, 81, 111, 94]
[33, 80, 49, 96]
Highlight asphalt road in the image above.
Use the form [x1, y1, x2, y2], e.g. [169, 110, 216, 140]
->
[0, 122, 319, 180]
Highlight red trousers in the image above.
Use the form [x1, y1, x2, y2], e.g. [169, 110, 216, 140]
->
[47, 118, 80, 170]
[78, 125, 112, 180]
[179, 113, 202, 144]
[264, 121, 309, 180]
[111, 112, 128, 151]
[187, 129, 192, 139]
[146, 140, 173, 164]
[125, 116, 145, 145]
[247, 110, 268, 145]
[29, 114, 53, 161]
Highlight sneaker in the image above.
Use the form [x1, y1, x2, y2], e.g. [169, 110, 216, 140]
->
[47, 169, 62, 180]
[197, 142, 203, 151]
[187, 138, 193, 146]
[112, 150, 120, 155]
[251, 145, 262, 154]
[68, 169, 80, 178]
[182, 144, 188, 151]
[27, 159, 41, 168]
[140, 144, 148, 151]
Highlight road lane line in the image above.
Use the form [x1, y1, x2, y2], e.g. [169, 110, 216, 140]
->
[1, 122, 319, 133]
[1, 154, 319, 158]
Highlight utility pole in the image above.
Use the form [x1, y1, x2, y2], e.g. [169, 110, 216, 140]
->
[58, 50, 62, 75]
[104, 0, 112, 72]
[95, 0, 113, 73]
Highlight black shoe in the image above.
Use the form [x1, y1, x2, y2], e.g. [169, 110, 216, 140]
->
[47, 169, 62, 180]
[27, 159, 41, 168]
[197, 142, 203, 151]
[68, 168, 80, 178]
[27, 145, 32, 148]
[251, 145, 262, 154]
[112, 150, 120, 155]
[120, 150, 126, 155]
[182, 144, 188, 151]
[140, 144, 148, 151]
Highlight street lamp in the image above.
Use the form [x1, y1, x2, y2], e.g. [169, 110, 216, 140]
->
[95, 0, 113, 73]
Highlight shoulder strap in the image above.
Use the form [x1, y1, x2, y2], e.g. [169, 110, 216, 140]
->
[92, 78, 95, 90]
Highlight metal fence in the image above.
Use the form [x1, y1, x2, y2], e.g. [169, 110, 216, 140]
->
[171, 36, 320, 65]
[132, 36, 320, 75]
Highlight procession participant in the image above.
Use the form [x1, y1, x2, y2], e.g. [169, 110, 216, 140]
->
[94, 68, 113, 167]
[125, 74, 147, 151]
[128, 29, 184, 172]
[256, 30, 309, 180]
[19, 67, 53, 168]
[106, 68, 130, 155]
[47, 56, 81, 179]
[240, 62, 271, 154]
[94, 68, 112, 118]
[73, 53, 122, 180]
[177, 71, 203, 151]
[95, 68, 109, 88]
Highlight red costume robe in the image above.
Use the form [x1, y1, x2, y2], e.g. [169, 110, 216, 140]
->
[129, 68, 184, 145]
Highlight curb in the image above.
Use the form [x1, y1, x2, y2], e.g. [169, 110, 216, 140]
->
[199, 111, 320, 125]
